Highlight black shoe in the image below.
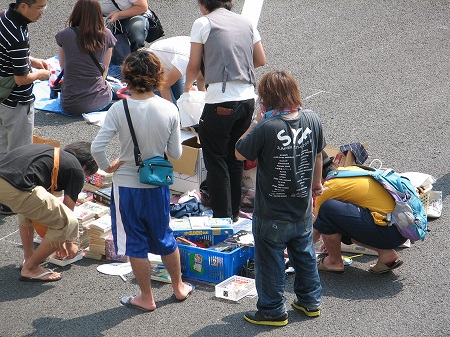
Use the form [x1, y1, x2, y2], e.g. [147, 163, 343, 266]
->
[244, 311, 288, 327]
[0, 204, 15, 216]
[291, 300, 321, 317]
[232, 215, 239, 223]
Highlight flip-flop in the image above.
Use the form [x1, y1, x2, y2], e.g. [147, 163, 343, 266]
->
[317, 257, 345, 274]
[19, 269, 61, 282]
[369, 259, 403, 274]
[120, 295, 154, 312]
[174, 282, 195, 302]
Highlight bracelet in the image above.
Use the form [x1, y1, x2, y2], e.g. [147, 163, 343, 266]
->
[251, 118, 258, 125]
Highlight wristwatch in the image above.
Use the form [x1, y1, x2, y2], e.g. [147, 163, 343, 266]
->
[251, 118, 258, 125]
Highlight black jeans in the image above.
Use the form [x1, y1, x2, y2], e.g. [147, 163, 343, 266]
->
[198, 99, 254, 218]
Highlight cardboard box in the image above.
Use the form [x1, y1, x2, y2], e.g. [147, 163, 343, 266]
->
[167, 130, 207, 193]
[324, 142, 368, 167]
[324, 145, 357, 167]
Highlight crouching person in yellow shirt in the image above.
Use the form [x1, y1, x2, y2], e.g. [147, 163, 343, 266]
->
[314, 155, 407, 274]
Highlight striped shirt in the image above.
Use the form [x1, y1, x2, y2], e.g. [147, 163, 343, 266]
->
[0, 4, 34, 108]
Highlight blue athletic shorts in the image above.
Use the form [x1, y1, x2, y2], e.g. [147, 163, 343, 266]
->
[110, 185, 177, 258]
[314, 199, 406, 249]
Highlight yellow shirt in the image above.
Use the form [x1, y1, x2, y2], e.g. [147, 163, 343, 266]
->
[315, 166, 395, 226]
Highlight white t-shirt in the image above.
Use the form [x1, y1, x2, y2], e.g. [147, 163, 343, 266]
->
[148, 36, 190, 76]
[99, 0, 135, 15]
[190, 8, 262, 103]
[91, 96, 182, 188]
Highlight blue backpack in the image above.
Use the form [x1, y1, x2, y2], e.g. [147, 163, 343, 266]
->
[326, 166, 428, 242]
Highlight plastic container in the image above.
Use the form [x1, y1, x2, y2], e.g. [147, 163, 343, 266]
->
[49, 69, 57, 87]
[178, 244, 252, 284]
[215, 275, 256, 301]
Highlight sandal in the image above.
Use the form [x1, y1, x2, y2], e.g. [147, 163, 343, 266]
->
[369, 259, 403, 274]
[317, 257, 345, 274]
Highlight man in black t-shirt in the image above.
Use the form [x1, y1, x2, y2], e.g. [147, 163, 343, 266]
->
[0, 142, 97, 282]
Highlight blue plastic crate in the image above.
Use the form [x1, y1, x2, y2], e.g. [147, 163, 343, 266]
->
[178, 244, 252, 283]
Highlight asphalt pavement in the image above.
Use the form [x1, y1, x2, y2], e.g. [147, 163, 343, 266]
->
[0, 1, 449, 336]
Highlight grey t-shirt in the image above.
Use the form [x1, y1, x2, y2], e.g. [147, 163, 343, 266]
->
[55, 27, 116, 115]
[235, 110, 325, 221]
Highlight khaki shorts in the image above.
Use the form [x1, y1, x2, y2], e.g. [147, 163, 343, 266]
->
[0, 178, 78, 242]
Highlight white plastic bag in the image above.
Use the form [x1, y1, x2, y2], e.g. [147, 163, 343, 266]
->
[177, 91, 205, 127]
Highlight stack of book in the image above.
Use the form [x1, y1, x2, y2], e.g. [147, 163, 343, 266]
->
[74, 201, 110, 225]
[93, 187, 112, 206]
[78, 224, 90, 249]
[85, 215, 112, 260]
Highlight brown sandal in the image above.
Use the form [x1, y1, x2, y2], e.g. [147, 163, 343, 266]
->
[317, 257, 345, 274]
[369, 259, 403, 274]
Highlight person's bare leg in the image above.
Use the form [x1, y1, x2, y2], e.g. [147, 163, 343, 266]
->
[19, 225, 35, 263]
[321, 233, 345, 269]
[352, 240, 399, 266]
[21, 238, 61, 280]
[313, 228, 321, 244]
[161, 248, 193, 300]
[128, 257, 156, 311]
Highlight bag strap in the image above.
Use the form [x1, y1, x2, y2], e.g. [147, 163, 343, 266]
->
[53, 70, 64, 87]
[49, 147, 60, 194]
[109, 0, 122, 11]
[123, 99, 143, 167]
[327, 169, 374, 179]
[71, 27, 105, 76]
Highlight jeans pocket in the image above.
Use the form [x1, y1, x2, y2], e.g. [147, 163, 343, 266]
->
[260, 219, 292, 244]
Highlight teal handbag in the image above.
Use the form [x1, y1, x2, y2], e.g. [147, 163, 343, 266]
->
[139, 157, 174, 186]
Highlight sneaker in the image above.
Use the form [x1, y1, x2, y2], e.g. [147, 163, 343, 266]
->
[0, 204, 15, 216]
[291, 300, 320, 317]
[244, 311, 288, 327]
[427, 191, 442, 219]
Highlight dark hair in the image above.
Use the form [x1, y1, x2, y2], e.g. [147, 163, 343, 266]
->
[15, 0, 36, 8]
[121, 50, 164, 93]
[322, 150, 338, 180]
[198, 0, 232, 12]
[64, 141, 98, 176]
[68, 0, 106, 54]
[257, 70, 302, 112]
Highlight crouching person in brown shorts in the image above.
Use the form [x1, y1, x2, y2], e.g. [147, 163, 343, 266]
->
[0, 141, 98, 282]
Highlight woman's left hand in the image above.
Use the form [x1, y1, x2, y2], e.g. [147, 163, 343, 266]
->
[105, 158, 125, 173]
